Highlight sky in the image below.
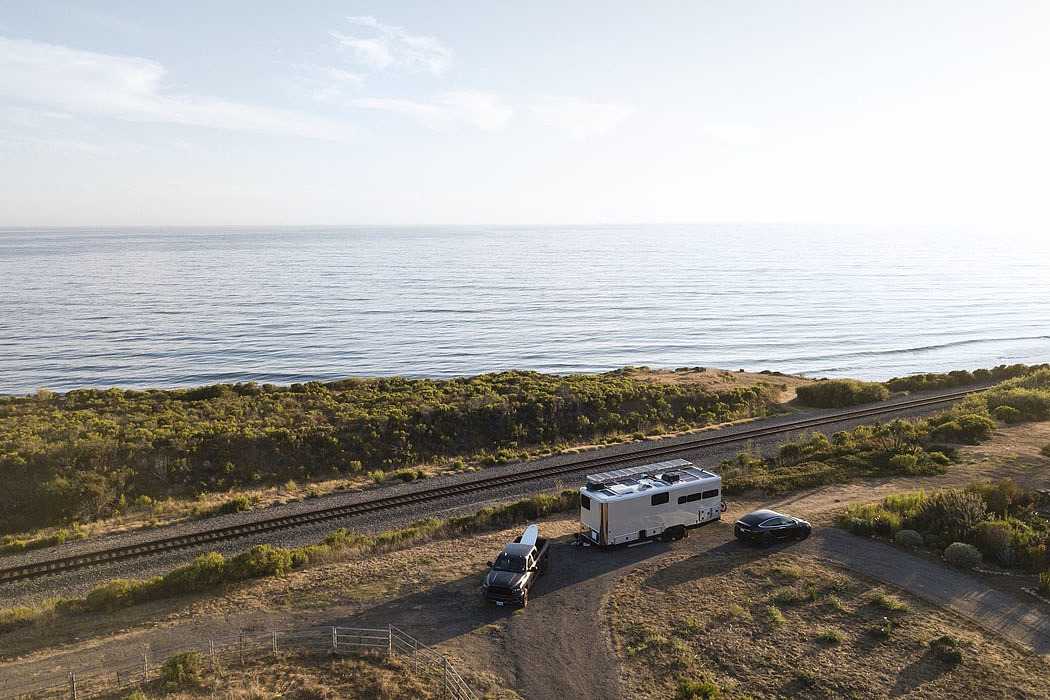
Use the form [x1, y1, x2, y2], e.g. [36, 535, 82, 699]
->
[0, 1, 1048, 227]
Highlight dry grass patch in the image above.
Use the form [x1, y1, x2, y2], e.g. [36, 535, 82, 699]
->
[99, 653, 452, 700]
[605, 550, 1050, 699]
[954, 420, 1050, 491]
[0, 516, 582, 673]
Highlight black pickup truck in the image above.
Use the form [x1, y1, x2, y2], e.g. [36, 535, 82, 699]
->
[482, 533, 550, 607]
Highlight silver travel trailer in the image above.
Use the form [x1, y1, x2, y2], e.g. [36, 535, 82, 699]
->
[578, 459, 723, 546]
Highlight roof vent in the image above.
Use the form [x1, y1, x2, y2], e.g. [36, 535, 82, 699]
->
[662, 472, 680, 484]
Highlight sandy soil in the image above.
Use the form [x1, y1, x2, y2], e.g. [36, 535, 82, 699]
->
[607, 550, 1050, 699]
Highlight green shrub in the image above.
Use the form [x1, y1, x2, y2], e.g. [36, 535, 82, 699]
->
[991, 405, 1023, 423]
[218, 496, 251, 514]
[795, 380, 889, 408]
[974, 521, 1014, 557]
[160, 552, 227, 594]
[675, 675, 725, 700]
[928, 414, 996, 444]
[893, 529, 923, 547]
[914, 490, 986, 542]
[944, 542, 982, 569]
[967, 478, 1030, 516]
[83, 579, 153, 613]
[887, 453, 919, 474]
[817, 628, 843, 644]
[984, 385, 1050, 423]
[764, 605, 785, 627]
[929, 635, 963, 664]
[1039, 571, 1050, 596]
[225, 544, 293, 580]
[161, 651, 203, 691]
[926, 451, 951, 466]
[794, 668, 818, 686]
[837, 504, 901, 537]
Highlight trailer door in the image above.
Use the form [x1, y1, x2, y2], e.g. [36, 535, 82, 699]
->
[600, 502, 609, 545]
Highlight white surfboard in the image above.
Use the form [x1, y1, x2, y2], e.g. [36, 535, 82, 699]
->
[520, 523, 539, 546]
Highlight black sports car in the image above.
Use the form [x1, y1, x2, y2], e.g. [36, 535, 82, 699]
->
[734, 509, 811, 545]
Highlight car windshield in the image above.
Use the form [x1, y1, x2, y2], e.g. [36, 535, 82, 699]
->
[493, 553, 527, 573]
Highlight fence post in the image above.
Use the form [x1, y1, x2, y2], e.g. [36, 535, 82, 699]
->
[443, 657, 449, 698]
[331, 626, 338, 654]
[68, 672, 77, 700]
[387, 624, 393, 656]
[209, 639, 216, 667]
[142, 653, 148, 683]
[272, 630, 278, 658]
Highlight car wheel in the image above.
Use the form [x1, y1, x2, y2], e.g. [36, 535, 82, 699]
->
[799, 526, 811, 541]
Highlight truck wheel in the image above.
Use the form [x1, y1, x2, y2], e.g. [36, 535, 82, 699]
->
[672, 525, 686, 541]
[661, 529, 674, 543]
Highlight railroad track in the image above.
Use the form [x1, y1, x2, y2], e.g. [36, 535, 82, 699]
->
[0, 387, 982, 584]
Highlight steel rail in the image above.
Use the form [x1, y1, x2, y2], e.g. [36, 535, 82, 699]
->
[0, 387, 981, 584]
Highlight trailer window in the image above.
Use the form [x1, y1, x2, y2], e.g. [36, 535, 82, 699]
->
[702, 489, 720, 499]
[651, 492, 669, 506]
[581, 494, 591, 510]
[677, 492, 703, 504]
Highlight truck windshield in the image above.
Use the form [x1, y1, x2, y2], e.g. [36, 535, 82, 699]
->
[493, 553, 527, 572]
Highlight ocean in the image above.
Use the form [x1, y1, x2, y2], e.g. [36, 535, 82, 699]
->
[1, 225, 1048, 394]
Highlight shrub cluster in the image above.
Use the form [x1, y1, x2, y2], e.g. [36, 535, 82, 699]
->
[793, 364, 1047, 409]
[723, 418, 948, 496]
[0, 369, 784, 534]
[944, 542, 982, 569]
[161, 651, 203, 691]
[840, 479, 1050, 575]
[794, 380, 889, 408]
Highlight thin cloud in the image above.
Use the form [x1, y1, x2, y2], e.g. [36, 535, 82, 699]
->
[353, 90, 512, 131]
[330, 16, 451, 76]
[530, 97, 636, 139]
[0, 37, 356, 142]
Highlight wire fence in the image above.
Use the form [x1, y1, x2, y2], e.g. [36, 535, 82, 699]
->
[0, 624, 477, 700]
